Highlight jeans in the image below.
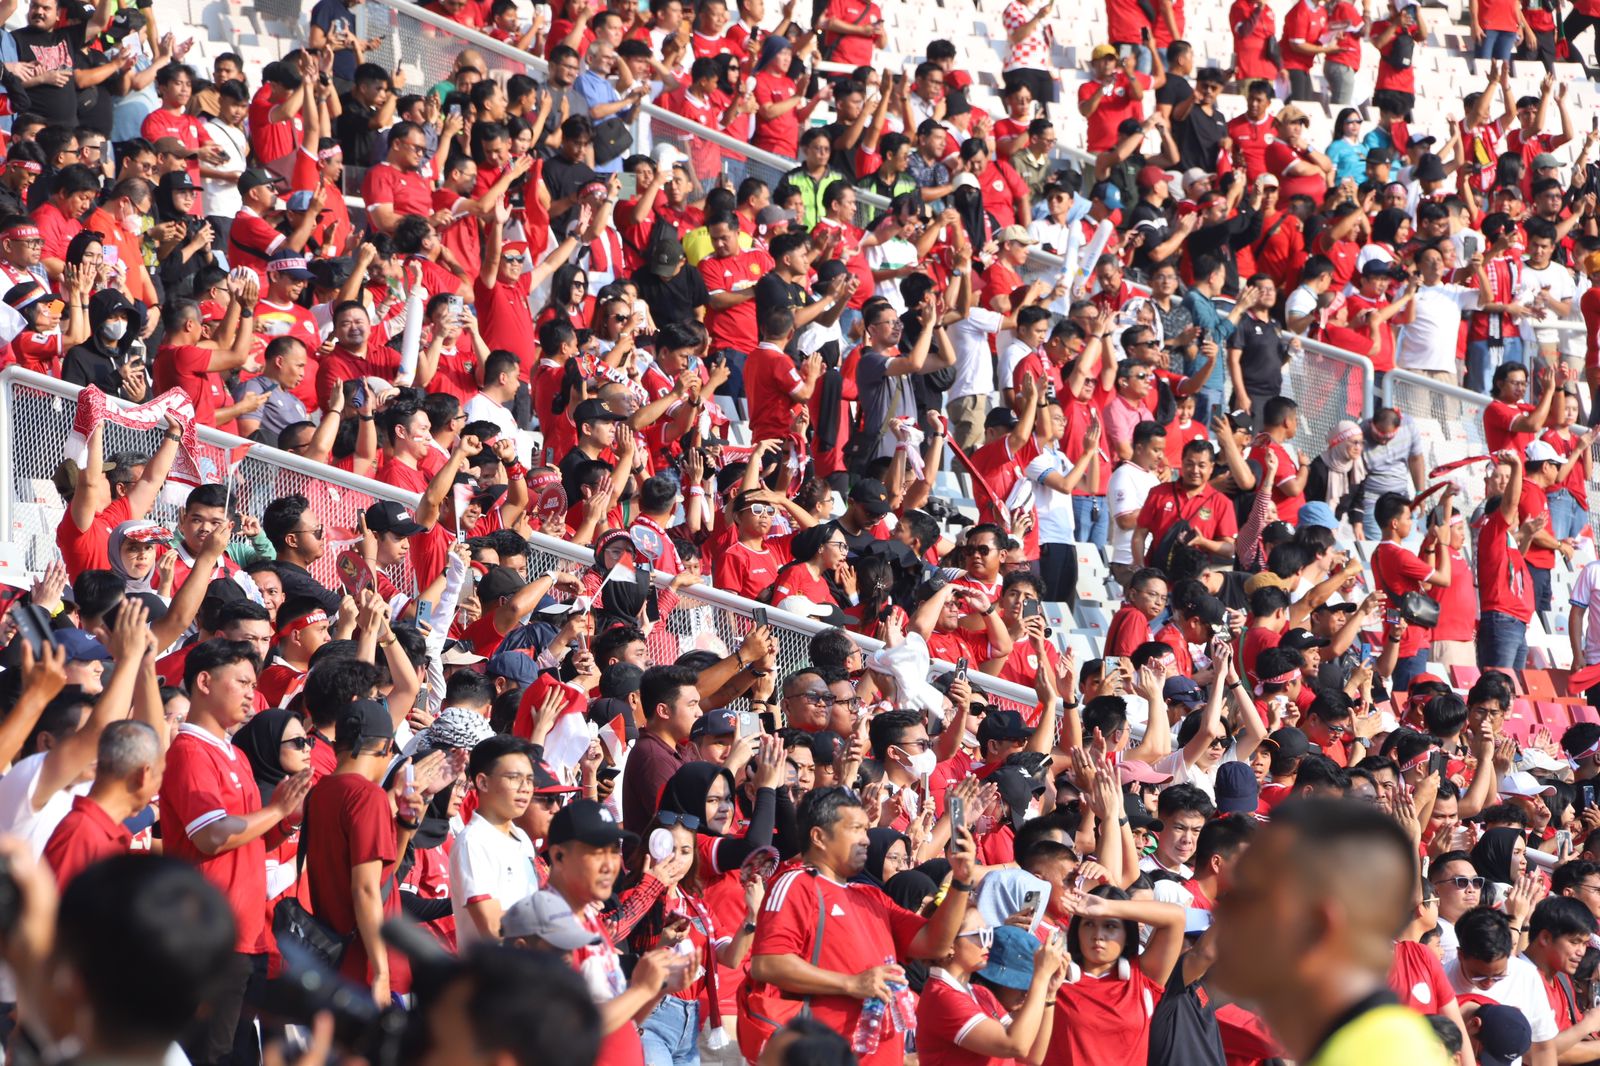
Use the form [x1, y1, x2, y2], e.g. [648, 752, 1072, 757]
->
[1038, 542, 1081, 609]
[1325, 61, 1356, 104]
[712, 347, 747, 417]
[1361, 508, 1383, 542]
[1477, 610, 1529, 669]
[1549, 488, 1587, 540]
[1391, 648, 1430, 691]
[1193, 388, 1224, 427]
[181, 952, 268, 1066]
[1529, 563, 1553, 613]
[1115, 42, 1152, 73]
[642, 995, 702, 1066]
[1465, 337, 1524, 394]
[1477, 27, 1518, 60]
[1072, 495, 1109, 548]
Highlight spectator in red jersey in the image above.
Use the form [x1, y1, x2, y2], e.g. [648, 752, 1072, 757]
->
[1279, 0, 1334, 103]
[164, 639, 313, 1066]
[1483, 360, 1557, 456]
[1224, 80, 1276, 182]
[43, 718, 162, 888]
[1105, 568, 1170, 657]
[1078, 45, 1149, 154]
[741, 787, 979, 1066]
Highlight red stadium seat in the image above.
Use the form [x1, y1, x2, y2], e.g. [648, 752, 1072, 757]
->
[1450, 665, 1481, 690]
[1524, 670, 1558, 702]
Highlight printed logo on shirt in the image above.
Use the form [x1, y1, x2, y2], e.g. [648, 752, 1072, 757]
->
[831, 904, 846, 916]
[1412, 982, 1432, 1004]
[1197, 507, 1213, 520]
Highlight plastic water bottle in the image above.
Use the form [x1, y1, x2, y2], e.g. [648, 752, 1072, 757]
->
[851, 998, 886, 1056]
[887, 978, 918, 1038]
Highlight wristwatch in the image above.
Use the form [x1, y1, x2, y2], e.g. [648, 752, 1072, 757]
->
[742, 921, 759, 934]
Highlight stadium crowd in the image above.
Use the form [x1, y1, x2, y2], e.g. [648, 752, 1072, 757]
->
[4, 0, 1600, 1064]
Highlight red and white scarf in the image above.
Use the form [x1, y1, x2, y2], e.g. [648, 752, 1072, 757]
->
[67, 385, 204, 505]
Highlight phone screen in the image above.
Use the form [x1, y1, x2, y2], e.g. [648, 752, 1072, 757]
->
[617, 172, 638, 199]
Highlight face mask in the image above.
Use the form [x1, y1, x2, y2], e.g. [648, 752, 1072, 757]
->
[101, 319, 128, 340]
[903, 748, 937, 779]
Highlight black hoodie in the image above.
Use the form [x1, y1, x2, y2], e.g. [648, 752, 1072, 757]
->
[61, 289, 147, 399]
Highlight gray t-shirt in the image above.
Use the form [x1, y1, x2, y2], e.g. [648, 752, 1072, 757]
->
[1361, 419, 1423, 498]
[236, 376, 309, 445]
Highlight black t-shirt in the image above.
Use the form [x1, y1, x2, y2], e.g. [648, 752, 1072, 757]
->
[558, 444, 600, 500]
[12, 26, 87, 128]
[631, 265, 709, 327]
[1147, 965, 1227, 1066]
[1173, 103, 1226, 173]
[543, 156, 601, 232]
[336, 97, 378, 167]
[1229, 314, 1285, 396]
[1156, 75, 1192, 110]
[754, 272, 808, 322]
[1126, 199, 1171, 275]
[75, 46, 114, 135]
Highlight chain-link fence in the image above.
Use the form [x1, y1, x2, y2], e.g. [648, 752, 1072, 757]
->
[0, 369, 422, 595]
[0, 369, 1038, 709]
[1285, 340, 1376, 460]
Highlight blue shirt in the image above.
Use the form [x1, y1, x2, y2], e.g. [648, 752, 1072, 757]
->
[1180, 288, 1236, 394]
[1327, 138, 1367, 185]
[574, 69, 626, 174]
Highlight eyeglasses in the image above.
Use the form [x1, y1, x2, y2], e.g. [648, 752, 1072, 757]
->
[792, 690, 832, 704]
[895, 739, 932, 753]
[833, 696, 863, 711]
[293, 525, 325, 539]
[1465, 969, 1505, 988]
[281, 735, 314, 751]
[825, 539, 848, 550]
[958, 926, 995, 948]
[494, 771, 537, 787]
[1433, 875, 1486, 892]
[658, 810, 703, 830]
[401, 140, 428, 153]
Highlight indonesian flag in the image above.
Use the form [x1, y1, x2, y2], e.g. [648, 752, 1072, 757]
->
[513, 673, 591, 778]
[68, 385, 205, 506]
[598, 711, 630, 762]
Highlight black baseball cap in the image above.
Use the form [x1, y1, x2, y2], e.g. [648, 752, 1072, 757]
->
[849, 477, 891, 517]
[977, 709, 1031, 746]
[239, 168, 285, 194]
[546, 798, 639, 849]
[650, 235, 686, 278]
[334, 698, 395, 749]
[985, 407, 1019, 429]
[1264, 726, 1312, 759]
[691, 708, 738, 740]
[1279, 628, 1331, 651]
[478, 564, 528, 605]
[572, 398, 627, 429]
[365, 500, 426, 536]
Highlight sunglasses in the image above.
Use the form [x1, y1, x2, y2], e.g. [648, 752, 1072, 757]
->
[968, 544, 995, 555]
[658, 811, 703, 830]
[958, 926, 995, 948]
[743, 503, 776, 516]
[1434, 875, 1485, 891]
[281, 736, 314, 751]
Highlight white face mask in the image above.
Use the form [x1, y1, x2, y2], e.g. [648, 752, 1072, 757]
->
[902, 748, 937, 779]
[101, 319, 128, 340]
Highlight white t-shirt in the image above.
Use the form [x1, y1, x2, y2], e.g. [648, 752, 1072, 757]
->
[1284, 284, 1319, 334]
[1445, 954, 1558, 1058]
[1517, 260, 1577, 349]
[1024, 445, 1079, 544]
[464, 392, 522, 458]
[1571, 559, 1600, 666]
[1106, 462, 1160, 565]
[203, 118, 249, 218]
[947, 307, 1002, 400]
[0, 751, 88, 857]
[448, 812, 540, 946]
[998, 338, 1036, 393]
[1396, 285, 1480, 373]
[867, 240, 916, 311]
[1151, 742, 1238, 803]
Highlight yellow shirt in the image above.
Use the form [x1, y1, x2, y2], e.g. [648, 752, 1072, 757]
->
[682, 225, 753, 267]
[1307, 1003, 1453, 1066]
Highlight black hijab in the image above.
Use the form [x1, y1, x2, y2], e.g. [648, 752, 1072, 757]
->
[856, 828, 910, 887]
[1470, 827, 1523, 884]
[232, 708, 297, 799]
[657, 761, 736, 837]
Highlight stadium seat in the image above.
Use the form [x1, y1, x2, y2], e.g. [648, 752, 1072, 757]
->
[1523, 669, 1559, 702]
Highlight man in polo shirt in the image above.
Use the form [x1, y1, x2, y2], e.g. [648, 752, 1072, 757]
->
[163, 639, 312, 1066]
[362, 120, 437, 234]
[234, 336, 311, 443]
[42, 719, 161, 887]
[1132, 438, 1239, 566]
[622, 664, 702, 833]
[229, 169, 322, 278]
[1102, 360, 1156, 461]
[1483, 360, 1558, 456]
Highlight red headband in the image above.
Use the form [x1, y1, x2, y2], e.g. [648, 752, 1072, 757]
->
[7, 161, 40, 175]
[276, 609, 327, 641]
[1400, 749, 1433, 773]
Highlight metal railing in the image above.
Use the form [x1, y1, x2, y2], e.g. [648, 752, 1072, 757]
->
[1382, 369, 1494, 516]
[0, 368, 1039, 708]
[1287, 338, 1377, 456]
